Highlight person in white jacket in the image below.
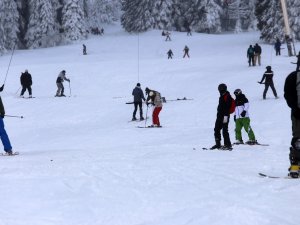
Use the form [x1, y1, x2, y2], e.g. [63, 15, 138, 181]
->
[233, 89, 256, 144]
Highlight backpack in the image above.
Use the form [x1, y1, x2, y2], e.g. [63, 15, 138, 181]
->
[224, 93, 235, 114]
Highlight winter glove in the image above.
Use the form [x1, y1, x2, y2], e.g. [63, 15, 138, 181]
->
[292, 108, 300, 119]
[0, 113, 4, 118]
[223, 116, 228, 124]
[0, 84, 4, 92]
[241, 110, 246, 117]
[234, 115, 236, 122]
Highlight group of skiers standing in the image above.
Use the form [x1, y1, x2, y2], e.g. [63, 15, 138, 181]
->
[247, 43, 262, 66]
[131, 83, 162, 127]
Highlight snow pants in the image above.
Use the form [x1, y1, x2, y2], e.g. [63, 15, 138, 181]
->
[20, 85, 32, 96]
[133, 102, 143, 119]
[152, 107, 162, 126]
[0, 118, 12, 152]
[290, 115, 300, 165]
[214, 116, 231, 147]
[263, 82, 277, 99]
[235, 117, 255, 141]
[254, 54, 261, 66]
[248, 55, 254, 66]
[56, 82, 64, 96]
[183, 52, 190, 58]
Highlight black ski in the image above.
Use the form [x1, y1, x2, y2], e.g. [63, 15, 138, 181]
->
[291, 62, 297, 64]
[198, 146, 233, 151]
[258, 173, 294, 179]
[233, 142, 269, 146]
[137, 126, 162, 128]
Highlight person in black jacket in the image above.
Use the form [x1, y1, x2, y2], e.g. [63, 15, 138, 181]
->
[132, 83, 145, 121]
[167, 49, 173, 59]
[20, 69, 33, 98]
[284, 69, 300, 178]
[210, 83, 232, 150]
[259, 66, 278, 99]
[253, 43, 262, 66]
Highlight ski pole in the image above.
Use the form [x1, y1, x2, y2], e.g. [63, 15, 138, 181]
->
[3, 44, 16, 84]
[69, 81, 71, 97]
[5, 115, 24, 119]
[144, 104, 149, 128]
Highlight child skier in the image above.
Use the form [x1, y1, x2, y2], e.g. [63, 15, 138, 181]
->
[233, 89, 257, 145]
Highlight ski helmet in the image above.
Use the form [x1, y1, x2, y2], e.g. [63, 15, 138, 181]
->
[218, 83, 227, 92]
[234, 89, 242, 95]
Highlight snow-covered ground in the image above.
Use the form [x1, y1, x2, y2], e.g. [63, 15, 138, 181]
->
[0, 25, 299, 225]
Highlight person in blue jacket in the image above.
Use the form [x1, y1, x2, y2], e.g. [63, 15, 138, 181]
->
[132, 83, 145, 121]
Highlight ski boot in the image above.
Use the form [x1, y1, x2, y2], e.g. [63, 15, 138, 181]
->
[140, 117, 144, 121]
[210, 144, 221, 150]
[234, 140, 244, 145]
[220, 145, 233, 151]
[288, 165, 300, 178]
[132, 117, 137, 121]
[246, 140, 258, 145]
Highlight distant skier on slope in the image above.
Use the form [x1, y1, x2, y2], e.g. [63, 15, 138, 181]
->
[20, 69, 33, 98]
[183, 45, 189, 58]
[132, 83, 145, 121]
[167, 49, 173, 59]
[274, 38, 281, 56]
[210, 83, 232, 150]
[258, 66, 278, 100]
[247, 45, 255, 66]
[145, 87, 163, 127]
[233, 89, 257, 145]
[83, 44, 87, 55]
[284, 69, 300, 178]
[55, 70, 70, 97]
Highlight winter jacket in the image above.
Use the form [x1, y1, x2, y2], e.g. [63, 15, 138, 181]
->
[247, 47, 254, 57]
[284, 71, 300, 118]
[132, 86, 145, 103]
[147, 90, 163, 107]
[274, 40, 281, 50]
[260, 69, 274, 84]
[234, 94, 250, 119]
[20, 72, 32, 86]
[217, 91, 232, 118]
[254, 44, 262, 55]
[56, 71, 69, 83]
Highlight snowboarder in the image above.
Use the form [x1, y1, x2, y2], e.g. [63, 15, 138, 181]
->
[20, 69, 33, 98]
[145, 87, 162, 127]
[233, 89, 256, 145]
[167, 49, 173, 59]
[83, 44, 87, 55]
[259, 66, 278, 100]
[55, 70, 70, 97]
[132, 83, 145, 121]
[247, 45, 255, 66]
[253, 43, 262, 66]
[0, 85, 14, 155]
[284, 69, 300, 178]
[183, 45, 190, 58]
[274, 38, 281, 56]
[210, 83, 232, 150]
[165, 31, 171, 41]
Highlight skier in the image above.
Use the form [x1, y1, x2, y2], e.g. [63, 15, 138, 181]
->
[83, 44, 87, 55]
[20, 69, 33, 98]
[132, 83, 145, 121]
[233, 89, 257, 145]
[55, 70, 70, 97]
[253, 43, 262, 66]
[284, 69, 300, 178]
[247, 45, 255, 66]
[187, 27, 192, 36]
[274, 38, 281, 56]
[0, 86, 14, 155]
[165, 31, 171, 41]
[183, 45, 190, 58]
[145, 87, 162, 127]
[167, 49, 173, 59]
[210, 83, 232, 150]
[259, 66, 278, 100]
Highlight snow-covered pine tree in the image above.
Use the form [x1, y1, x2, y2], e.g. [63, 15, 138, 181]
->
[191, 0, 222, 33]
[256, 0, 284, 43]
[152, 0, 173, 30]
[287, 0, 300, 41]
[239, 0, 256, 31]
[62, 0, 87, 41]
[89, 0, 120, 27]
[0, 0, 19, 50]
[0, 19, 5, 55]
[25, 0, 58, 48]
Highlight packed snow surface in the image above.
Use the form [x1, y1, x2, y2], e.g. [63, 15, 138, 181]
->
[0, 25, 299, 225]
